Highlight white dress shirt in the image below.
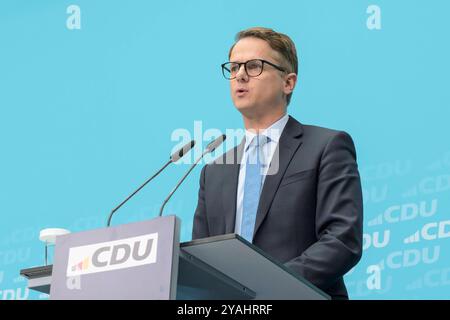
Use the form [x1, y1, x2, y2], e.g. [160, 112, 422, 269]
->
[234, 113, 290, 235]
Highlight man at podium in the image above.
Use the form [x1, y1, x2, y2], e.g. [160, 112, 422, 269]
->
[192, 27, 363, 300]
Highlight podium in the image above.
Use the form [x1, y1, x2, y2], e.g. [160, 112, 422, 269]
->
[20, 215, 330, 300]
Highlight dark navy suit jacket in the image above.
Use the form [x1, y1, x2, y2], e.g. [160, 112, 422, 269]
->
[192, 116, 363, 299]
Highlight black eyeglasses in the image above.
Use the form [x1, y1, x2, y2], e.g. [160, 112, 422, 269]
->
[221, 59, 286, 80]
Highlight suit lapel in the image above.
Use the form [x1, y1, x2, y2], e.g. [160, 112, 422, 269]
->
[253, 116, 304, 238]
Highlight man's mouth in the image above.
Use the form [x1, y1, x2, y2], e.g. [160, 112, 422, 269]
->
[236, 88, 249, 96]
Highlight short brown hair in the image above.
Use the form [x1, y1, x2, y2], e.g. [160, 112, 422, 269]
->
[228, 27, 298, 105]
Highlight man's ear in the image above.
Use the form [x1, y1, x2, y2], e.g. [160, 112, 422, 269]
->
[283, 73, 298, 95]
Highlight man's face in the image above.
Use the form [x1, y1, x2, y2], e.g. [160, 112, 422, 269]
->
[229, 37, 288, 117]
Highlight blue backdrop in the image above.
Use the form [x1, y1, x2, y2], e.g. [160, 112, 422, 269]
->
[1, 0, 449, 299]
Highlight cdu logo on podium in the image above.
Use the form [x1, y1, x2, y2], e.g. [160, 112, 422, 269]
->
[67, 233, 158, 277]
[50, 216, 180, 300]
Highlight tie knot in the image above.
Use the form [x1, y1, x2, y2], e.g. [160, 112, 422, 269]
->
[248, 134, 269, 149]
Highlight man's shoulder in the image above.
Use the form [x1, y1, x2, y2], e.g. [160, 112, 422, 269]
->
[291, 116, 351, 141]
[296, 124, 356, 161]
[201, 118, 355, 173]
[299, 122, 341, 137]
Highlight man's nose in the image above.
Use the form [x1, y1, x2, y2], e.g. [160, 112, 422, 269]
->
[235, 64, 249, 82]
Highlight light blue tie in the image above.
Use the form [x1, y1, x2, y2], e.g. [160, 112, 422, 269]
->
[241, 135, 267, 242]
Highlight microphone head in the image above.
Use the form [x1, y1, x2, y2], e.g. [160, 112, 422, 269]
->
[171, 140, 195, 162]
[205, 134, 226, 153]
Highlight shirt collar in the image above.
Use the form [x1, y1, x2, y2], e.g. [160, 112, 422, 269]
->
[243, 113, 289, 151]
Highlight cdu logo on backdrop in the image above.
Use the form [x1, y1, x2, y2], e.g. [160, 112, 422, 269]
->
[66, 233, 158, 277]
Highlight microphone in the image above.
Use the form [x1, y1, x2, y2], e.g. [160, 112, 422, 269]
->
[159, 134, 226, 217]
[106, 140, 195, 227]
